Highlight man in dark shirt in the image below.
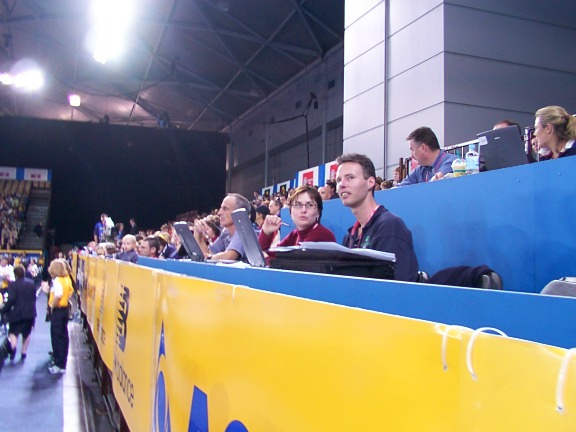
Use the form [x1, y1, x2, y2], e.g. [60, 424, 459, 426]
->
[335, 153, 419, 282]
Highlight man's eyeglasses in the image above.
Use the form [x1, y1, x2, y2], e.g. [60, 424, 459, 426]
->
[291, 202, 317, 209]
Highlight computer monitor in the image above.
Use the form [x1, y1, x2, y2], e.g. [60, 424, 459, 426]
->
[173, 222, 205, 262]
[476, 125, 528, 171]
[231, 208, 266, 267]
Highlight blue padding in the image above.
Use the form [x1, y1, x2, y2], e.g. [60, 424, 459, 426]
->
[140, 258, 576, 349]
[318, 157, 576, 294]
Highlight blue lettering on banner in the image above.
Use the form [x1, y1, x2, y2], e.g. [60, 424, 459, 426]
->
[113, 354, 135, 408]
[116, 285, 130, 352]
[188, 386, 249, 432]
[154, 323, 249, 431]
[155, 323, 171, 432]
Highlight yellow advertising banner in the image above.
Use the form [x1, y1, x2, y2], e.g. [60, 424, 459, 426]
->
[81, 259, 576, 432]
[83, 255, 98, 327]
[112, 263, 159, 432]
[151, 274, 576, 432]
[94, 259, 120, 370]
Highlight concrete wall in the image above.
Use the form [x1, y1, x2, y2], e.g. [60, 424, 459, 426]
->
[343, 0, 576, 179]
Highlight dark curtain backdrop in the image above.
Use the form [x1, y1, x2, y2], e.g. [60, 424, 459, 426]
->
[1, 116, 227, 245]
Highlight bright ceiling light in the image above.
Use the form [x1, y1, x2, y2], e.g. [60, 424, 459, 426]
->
[1, 59, 44, 91]
[14, 69, 44, 91]
[88, 0, 134, 64]
[69, 94, 81, 107]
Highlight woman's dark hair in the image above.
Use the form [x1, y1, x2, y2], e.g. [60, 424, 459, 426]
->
[287, 185, 324, 221]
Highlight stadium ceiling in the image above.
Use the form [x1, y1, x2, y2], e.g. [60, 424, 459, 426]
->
[0, 0, 344, 132]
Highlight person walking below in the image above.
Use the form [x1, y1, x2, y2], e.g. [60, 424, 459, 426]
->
[42, 259, 74, 374]
[0, 265, 37, 364]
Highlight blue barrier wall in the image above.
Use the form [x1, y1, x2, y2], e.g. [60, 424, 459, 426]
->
[140, 257, 576, 349]
[304, 157, 575, 294]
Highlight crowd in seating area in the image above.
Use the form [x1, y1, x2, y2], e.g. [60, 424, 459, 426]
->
[0, 181, 31, 250]
[79, 105, 575, 292]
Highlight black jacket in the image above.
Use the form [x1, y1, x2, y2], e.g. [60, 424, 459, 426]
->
[0, 277, 37, 322]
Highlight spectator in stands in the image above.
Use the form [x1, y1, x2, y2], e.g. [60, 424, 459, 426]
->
[258, 185, 336, 256]
[117, 235, 139, 263]
[398, 127, 457, 186]
[0, 255, 15, 290]
[268, 198, 282, 217]
[279, 194, 289, 209]
[104, 243, 118, 259]
[336, 153, 419, 282]
[254, 205, 270, 230]
[374, 176, 383, 191]
[325, 180, 339, 200]
[533, 105, 576, 161]
[193, 193, 252, 261]
[139, 236, 160, 258]
[94, 213, 114, 243]
[156, 232, 177, 259]
[129, 218, 139, 235]
[0, 265, 37, 363]
[252, 191, 263, 207]
[392, 167, 402, 186]
[318, 186, 330, 201]
[115, 223, 125, 242]
[493, 119, 521, 130]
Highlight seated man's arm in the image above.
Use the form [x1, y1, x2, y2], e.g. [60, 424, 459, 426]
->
[369, 220, 418, 282]
[397, 168, 419, 187]
[211, 249, 240, 261]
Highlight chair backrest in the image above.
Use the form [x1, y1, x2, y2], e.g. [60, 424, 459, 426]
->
[540, 278, 576, 297]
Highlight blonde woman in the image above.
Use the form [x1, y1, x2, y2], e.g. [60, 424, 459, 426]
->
[42, 258, 74, 374]
[533, 106, 576, 160]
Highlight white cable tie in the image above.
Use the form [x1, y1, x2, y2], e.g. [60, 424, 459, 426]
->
[466, 327, 507, 381]
[441, 325, 472, 371]
[556, 347, 576, 413]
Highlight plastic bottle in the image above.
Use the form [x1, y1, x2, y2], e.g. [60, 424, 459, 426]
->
[451, 151, 466, 177]
[465, 144, 480, 175]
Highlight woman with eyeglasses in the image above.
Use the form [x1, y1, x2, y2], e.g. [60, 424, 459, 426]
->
[258, 185, 336, 256]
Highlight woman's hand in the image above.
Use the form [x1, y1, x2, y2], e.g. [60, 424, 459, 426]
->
[261, 215, 283, 236]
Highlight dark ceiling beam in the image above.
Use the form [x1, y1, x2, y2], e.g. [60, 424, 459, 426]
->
[289, 0, 323, 55]
[302, 8, 343, 42]
[153, 53, 257, 102]
[168, 19, 318, 59]
[189, 0, 316, 129]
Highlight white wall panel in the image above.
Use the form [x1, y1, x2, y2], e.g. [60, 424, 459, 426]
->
[342, 126, 385, 175]
[388, 6, 444, 78]
[343, 83, 385, 140]
[387, 54, 445, 122]
[343, 43, 384, 101]
[388, 0, 442, 35]
[345, 0, 382, 28]
[344, 2, 385, 64]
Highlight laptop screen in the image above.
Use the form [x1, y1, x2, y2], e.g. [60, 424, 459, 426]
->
[173, 222, 205, 262]
[231, 208, 266, 267]
[476, 125, 528, 171]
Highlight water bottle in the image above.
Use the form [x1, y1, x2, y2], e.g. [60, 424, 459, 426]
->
[465, 144, 479, 175]
[451, 151, 466, 177]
